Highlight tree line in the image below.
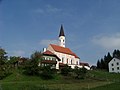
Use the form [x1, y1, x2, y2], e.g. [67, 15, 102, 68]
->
[0, 47, 87, 80]
[97, 49, 120, 71]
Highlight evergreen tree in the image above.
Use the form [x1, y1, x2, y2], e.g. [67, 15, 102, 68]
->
[100, 58, 105, 69]
[113, 49, 117, 58]
[113, 49, 120, 58]
[116, 50, 120, 58]
[105, 52, 112, 70]
[97, 60, 100, 69]
[96, 50, 116, 71]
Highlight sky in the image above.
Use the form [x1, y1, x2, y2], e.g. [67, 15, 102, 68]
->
[1, 0, 120, 65]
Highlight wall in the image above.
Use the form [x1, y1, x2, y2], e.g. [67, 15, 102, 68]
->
[109, 58, 120, 73]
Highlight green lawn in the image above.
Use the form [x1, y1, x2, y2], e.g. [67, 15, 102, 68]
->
[0, 70, 120, 90]
[87, 70, 120, 82]
[88, 82, 120, 90]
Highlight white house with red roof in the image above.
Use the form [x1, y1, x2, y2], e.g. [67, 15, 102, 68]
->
[41, 50, 61, 69]
[42, 25, 80, 69]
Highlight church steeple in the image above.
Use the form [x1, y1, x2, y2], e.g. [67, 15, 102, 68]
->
[59, 25, 65, 47]
[59, 25, 65, 37]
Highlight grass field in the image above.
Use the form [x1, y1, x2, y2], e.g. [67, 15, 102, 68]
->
[89, 82, 120, 90]
[0, 70, 120, 90]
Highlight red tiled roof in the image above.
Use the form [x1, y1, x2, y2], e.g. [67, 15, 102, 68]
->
[72, 53, 80, 58]
[50, 44, 79, 58]
[43, 50, 55, 56]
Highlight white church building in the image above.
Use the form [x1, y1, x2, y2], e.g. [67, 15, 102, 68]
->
[42, 25, 90, 70]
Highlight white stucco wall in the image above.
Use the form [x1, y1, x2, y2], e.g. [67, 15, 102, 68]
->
[59, 36, 65, 47]
[109, 58, 120, 73]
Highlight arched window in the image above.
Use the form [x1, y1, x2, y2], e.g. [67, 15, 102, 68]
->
[76, 61, 78, 65]
[71, 59, 72, 65]
[67, 59, 68, 64]
[62, 57, 64, 63]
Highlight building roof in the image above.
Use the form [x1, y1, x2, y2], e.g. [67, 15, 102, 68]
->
[43, 50, 55, 56]
[59, 25, 65, 37]
[80, 62, 90, 67]
[50, 44, 79, 58]
[42, 50, 61, 61]
[109, 57, 120, 63]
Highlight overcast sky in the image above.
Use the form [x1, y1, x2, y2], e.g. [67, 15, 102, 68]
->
[1, 0, 120, 65]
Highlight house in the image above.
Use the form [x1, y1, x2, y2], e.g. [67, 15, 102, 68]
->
[41, 50, 61, 69]
[108, 58, 120, 73]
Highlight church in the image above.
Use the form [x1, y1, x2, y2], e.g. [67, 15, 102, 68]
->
[42, 25, 89, 69]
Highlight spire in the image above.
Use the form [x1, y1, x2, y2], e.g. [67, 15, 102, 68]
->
[59, 25, 65, 37]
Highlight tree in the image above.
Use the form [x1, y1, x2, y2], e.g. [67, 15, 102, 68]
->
[97, 60, 101, 69]
[0, 47, 11, 80]
[104, 52, 112, 71]
[96, 49, 120, 71]
[61, 65, 71, 76]
[31, 51, 42, 61]
[40, 65, 56, 80]
[0, 48, 7, 65]
[23, 51, 42, 76]
[113, 49, 120, 58]
[100, 58, 104, 69]
[8, 56, 20, 68]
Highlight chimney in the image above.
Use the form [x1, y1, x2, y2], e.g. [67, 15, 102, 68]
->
[43, 48, 47, 52]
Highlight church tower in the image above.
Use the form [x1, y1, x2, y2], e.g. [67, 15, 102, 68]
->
[59, 25, 65, 47]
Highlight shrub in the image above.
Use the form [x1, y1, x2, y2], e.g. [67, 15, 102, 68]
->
[40, 66, 56, 80]
[61, 65, 71, 76]
[0, 65, 12, 80]
[74, 66, 87, 79]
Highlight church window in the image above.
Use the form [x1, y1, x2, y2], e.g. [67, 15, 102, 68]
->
[67, 59, 68, 64]
[52, 58, 56, 61]
[62, 57, 64, 63]
[76, 61, 78, 65]
[71, 59, 72, 65]
[44, 57, 46, 60]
